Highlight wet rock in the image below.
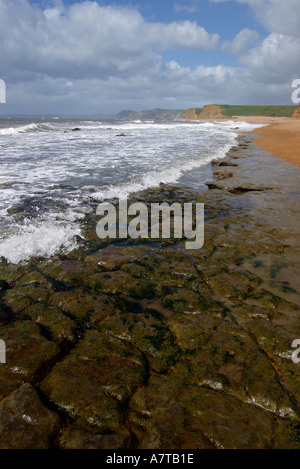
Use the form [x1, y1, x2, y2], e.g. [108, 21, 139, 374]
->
[0, 321, 60, 399]
[85, 245, 149, 270]
[162, 289, 226, 318]
[19, 303, 78, 345]
[207, 272, 253, 300]
[2, 288, 34, 314]
[280, 361, 300, 405]
[214, 169, 234, 180]
[211, 160, 237, 167]
[40, 331, 146, 427]
[167, 313, 228, 353]
[49, 288, 119, 329]
[0, 264, 31, 284]
[274, 420, 300, 449]
[128, 374, 276, 449]
[39, 259, 97, 288]
[136, 251, 201, 289]
[98, 311, 179, 373]
[172, 323, 297, 416]
[248, 288, 298, 311]
[0, 383, 61, 449]
[83, 270, 136, 294]
[0, 279, 11, 292]
[59, 425, 131, 449]
[0, 306, 10, 324]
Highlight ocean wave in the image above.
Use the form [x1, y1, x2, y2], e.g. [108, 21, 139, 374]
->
[0, 220, 81, 264]
[0, 122, 50, 135]
[91, 133, 237, 201]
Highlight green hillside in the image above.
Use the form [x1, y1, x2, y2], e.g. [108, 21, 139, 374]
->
[218, 105, 295, 118]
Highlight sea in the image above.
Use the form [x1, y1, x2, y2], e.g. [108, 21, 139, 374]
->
[0, 118, 263, 263]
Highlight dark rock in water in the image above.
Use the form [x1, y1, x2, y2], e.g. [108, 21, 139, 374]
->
[0, 384, 61, 449]
[72, 128, 81, 132]
[40, 331, 146, 439]
[228, 186, 270, 195]
[0, 280, 11, 292]
[205, 182, 221, 190]
[0, 321, 60, 399]
[59, 425, 131, 449]
[116, 133, 127, 137]
[215, 169, 234, 180]
[211, 160, 238, 167]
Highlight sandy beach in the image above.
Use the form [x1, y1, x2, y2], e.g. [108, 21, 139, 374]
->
[238, 117, 300, 167]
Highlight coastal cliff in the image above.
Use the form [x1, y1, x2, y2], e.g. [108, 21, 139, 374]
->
[186, 104, 297, 120]
[186, 105, 224, 120]
[292, 105, 300, 118]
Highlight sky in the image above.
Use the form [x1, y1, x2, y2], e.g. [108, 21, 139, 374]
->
[0, 0, 299, 116]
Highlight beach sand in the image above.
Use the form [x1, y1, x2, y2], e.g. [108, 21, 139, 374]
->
[238, 117, 300, 167]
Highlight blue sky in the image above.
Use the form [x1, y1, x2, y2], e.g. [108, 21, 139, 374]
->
[0, 0, 299, 115]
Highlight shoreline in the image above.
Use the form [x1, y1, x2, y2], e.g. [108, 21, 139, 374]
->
[244, 119, 300, 167]
[220, 116, 300, 167]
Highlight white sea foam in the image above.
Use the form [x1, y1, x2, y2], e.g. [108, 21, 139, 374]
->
[0, 220, 81, 264]
[0, 118, 264, 263]
[0, 122, 49, 135]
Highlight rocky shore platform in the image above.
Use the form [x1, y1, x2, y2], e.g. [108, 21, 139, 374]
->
[0, 135, 300, 449]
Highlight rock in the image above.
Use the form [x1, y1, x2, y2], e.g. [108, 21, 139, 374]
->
[214, 168, 234, 180]
[292, 105, 300, 119]
[0, 321, 60, 399]
[0, 280, 11, 292]
[49, 288, 119, 329]
[211, 160, 237, 167]
[19, 303, 78, 345]
[173, 323, 298, 417]
[39, 259, 97, 288]
[83, 270, 137, 294]
[128, 374, 277, 449]
[84, 245, 149, 270]
[0, 383, 61, 449]
[207, 272, 253, 300]
[40, 331, 146, 428]
[72, 128, 81, 131]
[98, 311, 179, 373]
[59, 425, 131, 449]
[274, 420, 300, 449]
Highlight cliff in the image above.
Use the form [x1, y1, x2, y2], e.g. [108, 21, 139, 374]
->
[186, 105, 224, 120]
[186, 105, 296, 120]
[292, 105, 300, 118]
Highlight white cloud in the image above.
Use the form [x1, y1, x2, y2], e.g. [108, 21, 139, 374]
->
[242, 33, 300, 84]
[0, 0, 218, 82]
[222, 29, 259, 55]
[0, 0, 299, 114]
[211, 0, 300, 38]
[174, 1, 199, 13]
